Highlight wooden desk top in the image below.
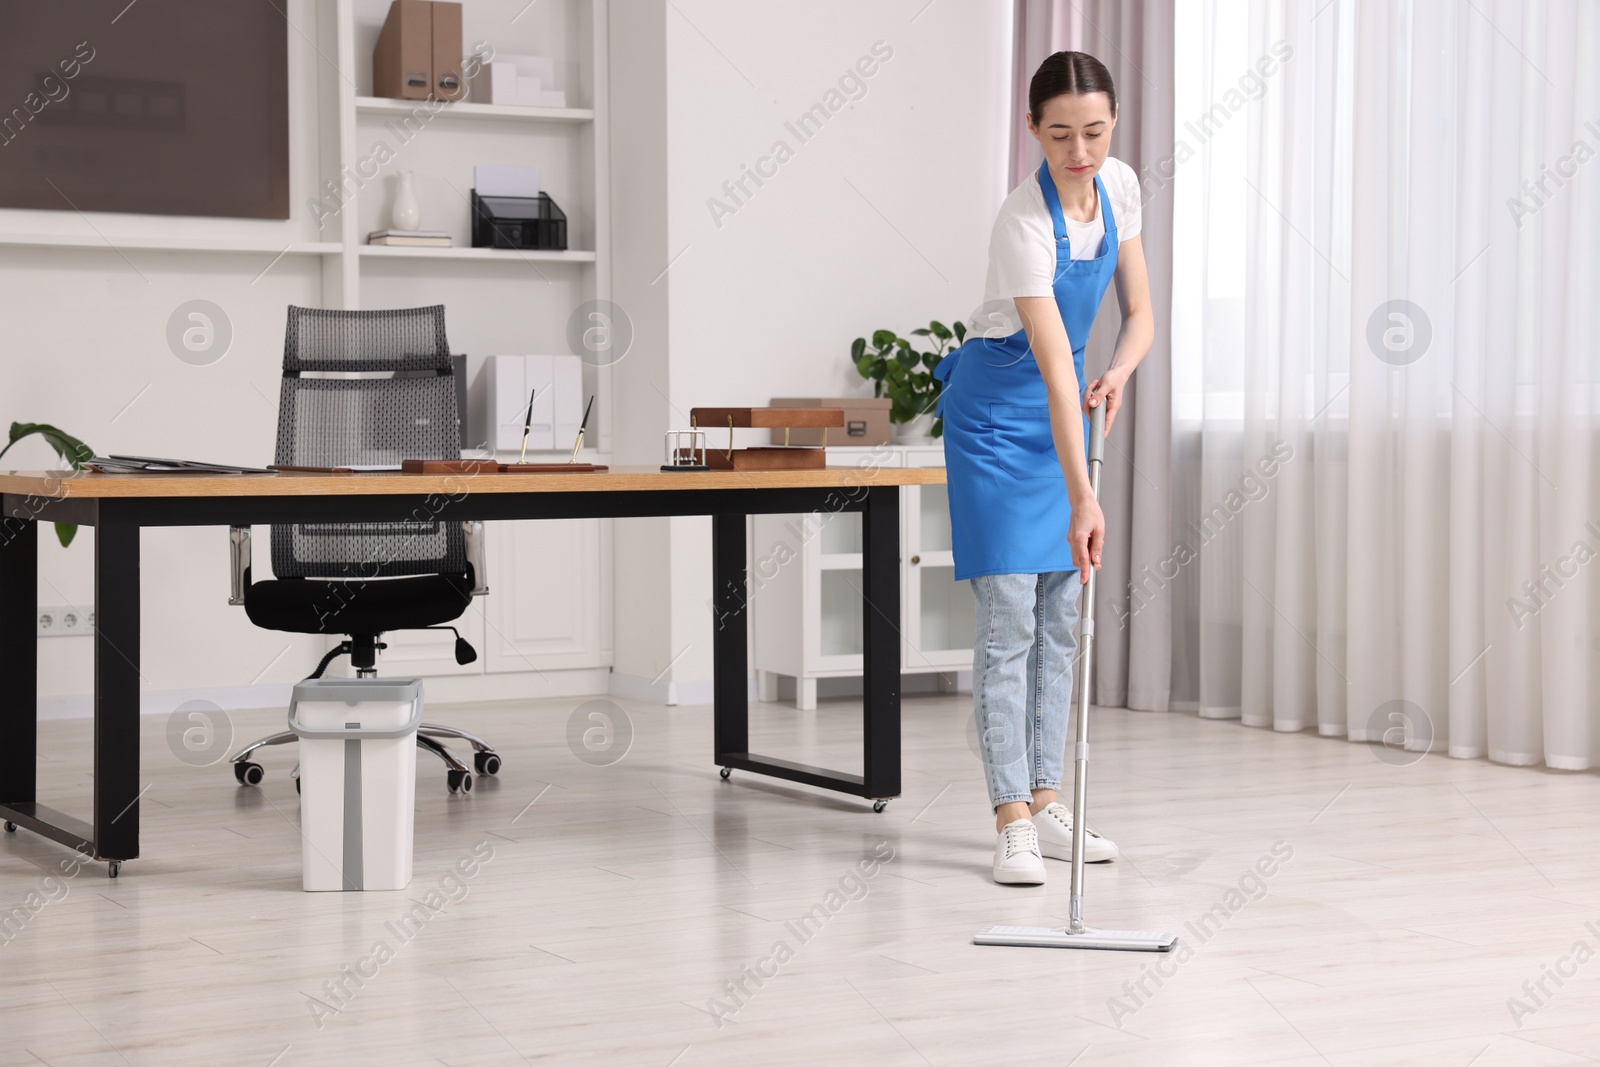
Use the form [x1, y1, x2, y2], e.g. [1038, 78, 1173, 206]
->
[0, 464, 946, 499]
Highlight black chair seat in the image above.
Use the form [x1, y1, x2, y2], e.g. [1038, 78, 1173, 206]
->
[244, 573, 473, 635]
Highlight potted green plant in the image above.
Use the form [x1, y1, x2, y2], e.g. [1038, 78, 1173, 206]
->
[850, 319, 966, 444]
[0, 422, 94, 546]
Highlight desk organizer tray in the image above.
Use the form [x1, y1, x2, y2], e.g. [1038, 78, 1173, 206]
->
[689, 406, 844, 471]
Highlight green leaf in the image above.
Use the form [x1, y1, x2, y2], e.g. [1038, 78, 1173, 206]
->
[931, 418, 944, 438]
[850, 337, 866, 361]
[909, 328, 931, 337]
[893, 337, 912, 350]
[2, 422, 93, 468]
[928, 321, 952, 341]
[952, 320, 967, 343]
[895, 349, 918, 368]
[55, 522, 78, 548]
[854, 354, 878, 379]
[924, 352, 943, 373]
[869, 362, 887, 381]
[871, 329, 897, 348]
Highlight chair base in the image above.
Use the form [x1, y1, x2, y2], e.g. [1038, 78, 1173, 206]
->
[228, 723, 500, 793]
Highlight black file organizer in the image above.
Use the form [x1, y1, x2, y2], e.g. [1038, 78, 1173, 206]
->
[470, 190, 568, 251]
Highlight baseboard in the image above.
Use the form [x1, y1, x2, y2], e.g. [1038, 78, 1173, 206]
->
[38, 684, 297, 721]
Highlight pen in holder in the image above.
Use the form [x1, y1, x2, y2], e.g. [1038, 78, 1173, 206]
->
[500, 394, 606, 473]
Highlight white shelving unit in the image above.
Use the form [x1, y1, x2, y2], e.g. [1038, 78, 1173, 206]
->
[0, 0, 616, 691]
[330, 0, 614, 684]
[753, 445, 973, 710]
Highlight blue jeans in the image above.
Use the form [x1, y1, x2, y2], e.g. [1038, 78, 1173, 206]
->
[970, 572, 1083, 809]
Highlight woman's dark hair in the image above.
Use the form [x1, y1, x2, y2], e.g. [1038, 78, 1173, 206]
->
[1028, 51, 1117, 122]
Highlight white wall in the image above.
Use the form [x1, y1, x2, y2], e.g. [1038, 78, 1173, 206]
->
[608, 0, 1013, 695]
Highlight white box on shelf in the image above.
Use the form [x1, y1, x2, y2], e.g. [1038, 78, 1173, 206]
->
[468, 61, 519, 105]
[497, 53, 556, 85]
[534, 89, 567, 108]
[487, 354, 582, 452]
[474, 163, 540, 199]
[552, 352, 583, 447]
[487, 354, 544, 451]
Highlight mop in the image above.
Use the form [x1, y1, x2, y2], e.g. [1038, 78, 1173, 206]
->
[974, 402, 1178, 952]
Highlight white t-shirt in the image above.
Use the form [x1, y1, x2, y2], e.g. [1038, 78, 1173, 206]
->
[981, 156, 1141, 305]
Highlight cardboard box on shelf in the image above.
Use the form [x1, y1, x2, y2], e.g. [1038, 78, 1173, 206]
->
[373, 1, 464, 102]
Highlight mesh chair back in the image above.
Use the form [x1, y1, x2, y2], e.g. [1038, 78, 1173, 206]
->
[271, 305, 467, 580]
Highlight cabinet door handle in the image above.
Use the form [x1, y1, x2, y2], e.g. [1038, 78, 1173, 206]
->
[910, 554, 921, 565]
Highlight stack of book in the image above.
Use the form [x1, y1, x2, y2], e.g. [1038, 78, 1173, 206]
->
[367, 229, 453, 248]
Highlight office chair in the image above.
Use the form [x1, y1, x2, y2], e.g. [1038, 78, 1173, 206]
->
[225, 304, 500, 795]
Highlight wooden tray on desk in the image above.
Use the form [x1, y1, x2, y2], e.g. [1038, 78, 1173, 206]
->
[690, 407, 840, 471]
[497, 463, 609, 473]
[705, 446, 824, 471]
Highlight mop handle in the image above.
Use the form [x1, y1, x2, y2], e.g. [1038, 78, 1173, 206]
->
[1068, 400, 1107, 933]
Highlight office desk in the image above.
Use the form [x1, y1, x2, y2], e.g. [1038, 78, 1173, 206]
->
[0, 463, 946, 875]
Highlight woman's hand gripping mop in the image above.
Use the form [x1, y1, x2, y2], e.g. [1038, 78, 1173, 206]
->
[975, 402, 1179, 952]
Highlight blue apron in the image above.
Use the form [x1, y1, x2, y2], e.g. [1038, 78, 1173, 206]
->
[933, 159, 1119, 581]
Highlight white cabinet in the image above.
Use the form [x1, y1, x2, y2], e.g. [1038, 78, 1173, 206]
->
[482, 518, 611, 672]
[753, 445, 971, 709]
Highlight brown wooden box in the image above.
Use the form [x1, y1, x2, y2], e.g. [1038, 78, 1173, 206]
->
[373, 1, 463, 102]
[768, 397, 892, 447]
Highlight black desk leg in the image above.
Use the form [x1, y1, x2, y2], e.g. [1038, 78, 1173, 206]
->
[711, 512, 750, 761]
[94, 509, 141, 864]
[0, 515, 38, 808]
[860, 485, 902, 800]
[711, 494, 901, 807]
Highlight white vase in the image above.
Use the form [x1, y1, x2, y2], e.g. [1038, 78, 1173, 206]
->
[392, 171, 421, 231]
[894, 413, 937, 445]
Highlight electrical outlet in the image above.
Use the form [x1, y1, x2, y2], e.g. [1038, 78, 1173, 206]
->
[37, 605, 94, 638]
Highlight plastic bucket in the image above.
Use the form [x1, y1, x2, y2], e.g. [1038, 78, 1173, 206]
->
[287, 678, 423, 891]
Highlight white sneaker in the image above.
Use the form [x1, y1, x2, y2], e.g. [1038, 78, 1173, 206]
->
[992, 818, 1047, 884]
[1032, 802, 1119, 863]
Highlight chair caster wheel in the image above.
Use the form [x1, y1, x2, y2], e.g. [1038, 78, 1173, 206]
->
[107, 860, 121, 879]
[234, 762, 264, 787]
[448, 770, 473, 794]
[719, 767, 731, 780]
[474, 751, 501, 776]
[3, 821, 15, 832]
[872, 799, 888, 813]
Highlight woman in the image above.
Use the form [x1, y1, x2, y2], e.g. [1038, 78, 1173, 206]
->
[933, 51, 1153, 885]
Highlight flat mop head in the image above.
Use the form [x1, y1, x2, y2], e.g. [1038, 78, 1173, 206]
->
[974, 924, 1178, 951]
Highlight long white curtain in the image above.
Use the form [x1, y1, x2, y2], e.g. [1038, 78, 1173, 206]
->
[1169, 0, 1599, 768]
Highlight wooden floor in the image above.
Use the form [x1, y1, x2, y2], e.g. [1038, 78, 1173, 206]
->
[4, 692, 1600, 1066]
